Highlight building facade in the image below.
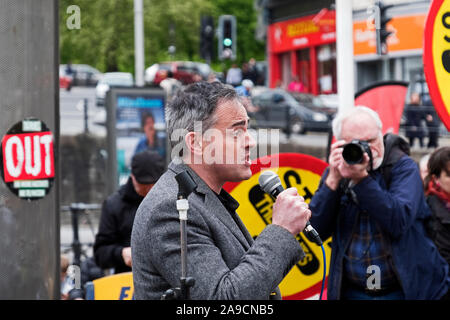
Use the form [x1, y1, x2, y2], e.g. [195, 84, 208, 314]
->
[260, 0, 430, 94]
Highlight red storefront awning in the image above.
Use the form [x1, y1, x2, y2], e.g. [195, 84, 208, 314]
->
[268, 9, 336, 54]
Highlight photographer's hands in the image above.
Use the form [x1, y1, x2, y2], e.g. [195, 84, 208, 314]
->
[326, 140, 345, 190]
[339, 152, 370, 184]
[326, 140, 370, 190]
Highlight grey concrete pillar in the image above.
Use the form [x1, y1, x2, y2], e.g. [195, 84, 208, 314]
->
[0, 0, 59, 299]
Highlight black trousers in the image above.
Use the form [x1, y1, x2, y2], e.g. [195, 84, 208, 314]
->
[409, 136, 424, 148]
[427, 126, 439, 148]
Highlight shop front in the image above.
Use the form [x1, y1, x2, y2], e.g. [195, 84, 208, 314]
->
[267, 9, 337, 95]
[267, 3, 430, 96]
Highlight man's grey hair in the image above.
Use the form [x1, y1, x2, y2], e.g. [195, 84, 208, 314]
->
[166, 81, 238, 155]
[332, 106, 383, 139]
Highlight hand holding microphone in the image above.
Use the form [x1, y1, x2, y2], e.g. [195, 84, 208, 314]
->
[259, 171, 323, 246]
[271, 187, 311, 237]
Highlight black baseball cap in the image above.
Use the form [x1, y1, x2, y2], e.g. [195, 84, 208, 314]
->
[131, 150, 165, 185]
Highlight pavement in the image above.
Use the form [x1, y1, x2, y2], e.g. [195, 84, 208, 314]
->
[60, 224, 96, 260]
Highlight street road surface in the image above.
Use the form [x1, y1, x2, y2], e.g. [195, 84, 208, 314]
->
[60, 87, 106, 137]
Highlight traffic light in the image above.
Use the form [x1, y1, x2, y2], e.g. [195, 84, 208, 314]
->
[200, 16, 214, 64]
[218, 15, 236, 61]
[377, 1, 394, 55]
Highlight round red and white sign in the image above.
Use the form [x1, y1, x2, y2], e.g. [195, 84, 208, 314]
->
[1, 119, 55, 200]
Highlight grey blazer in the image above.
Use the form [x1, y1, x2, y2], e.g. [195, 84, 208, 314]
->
[131, 161, 304, 300]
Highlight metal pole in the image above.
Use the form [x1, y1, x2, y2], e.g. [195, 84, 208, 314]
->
[71, 206, 81, 267]
[134, 0, 145, 87]
[382, 55, 390, 80]
[169, 23, 176, 61]
[336, 0, 355, 113]
[376, 28, 382, 55]
[84, 98, 89, 133]
[180, 219, 188, 279]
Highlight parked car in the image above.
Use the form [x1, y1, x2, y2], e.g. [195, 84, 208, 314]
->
[95, 72, 134, 106]
[61, 64, 103, 87]
[318, 93, 339, 110]
[144, 61, 212, 85]
[250, 89, 330, 134]
[59, 65, 73, 91]
[291, 92, 337, 120]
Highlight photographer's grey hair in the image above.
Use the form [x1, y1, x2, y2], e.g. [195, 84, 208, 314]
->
[332, 106, 383, 140]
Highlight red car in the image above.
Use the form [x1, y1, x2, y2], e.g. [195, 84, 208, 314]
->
[59, 66, 73, 91]
[145, 61, 211, 85]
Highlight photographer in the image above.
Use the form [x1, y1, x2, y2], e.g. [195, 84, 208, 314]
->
[309, 106, 450, 300]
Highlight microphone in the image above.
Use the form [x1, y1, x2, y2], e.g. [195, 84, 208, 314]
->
[258, 171, 323, 246]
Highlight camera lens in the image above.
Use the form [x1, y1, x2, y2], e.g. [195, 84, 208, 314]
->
[342, 143, 364, 164]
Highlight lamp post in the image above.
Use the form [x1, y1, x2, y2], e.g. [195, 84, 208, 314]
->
[134, 0, 145, 87]
[336, 0, 355, 113]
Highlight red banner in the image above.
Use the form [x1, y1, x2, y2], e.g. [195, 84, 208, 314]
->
[354, 81, 408, 134]
[2, 131, 54, 182]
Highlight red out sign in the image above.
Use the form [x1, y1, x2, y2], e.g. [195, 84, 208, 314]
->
[2, 131, 54, 182]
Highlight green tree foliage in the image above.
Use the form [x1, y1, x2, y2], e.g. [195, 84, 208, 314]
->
[142, 0, 214, 64]
[60, 0, 134, 73]
[59, 0, 265, 73]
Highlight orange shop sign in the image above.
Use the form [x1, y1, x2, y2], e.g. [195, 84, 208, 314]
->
[353, 14, 426, 55]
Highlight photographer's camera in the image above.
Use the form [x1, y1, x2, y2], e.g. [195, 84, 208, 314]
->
[342, 140, 372, 165]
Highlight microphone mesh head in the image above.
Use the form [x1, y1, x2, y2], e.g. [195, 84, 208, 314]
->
[258, 171, 281, 194]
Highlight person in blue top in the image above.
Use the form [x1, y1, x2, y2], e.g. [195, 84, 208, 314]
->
[235, 79, 259, 114]
[134, 111, 165, 158]
[234, 79, 253, 97]
[309, 106, 450, 300]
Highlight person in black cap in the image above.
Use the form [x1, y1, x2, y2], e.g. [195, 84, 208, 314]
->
[94, 150, 165, 274]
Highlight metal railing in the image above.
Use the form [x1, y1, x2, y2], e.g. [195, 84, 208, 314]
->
[60, 203, 101, 266]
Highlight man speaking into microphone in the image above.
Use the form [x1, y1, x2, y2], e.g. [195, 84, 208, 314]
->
[131, 81, 310, 300]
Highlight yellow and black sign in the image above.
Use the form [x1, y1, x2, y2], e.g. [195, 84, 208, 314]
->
[224, 153, 330, 299]
[424, 0, 450, 131]
[85, 272, 134, 300]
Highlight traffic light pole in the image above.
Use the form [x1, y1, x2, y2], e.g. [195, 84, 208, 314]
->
[200, 16, 214, 65]
[375, 1, 393, 56]
[376, 28, 382, 56]
[382, 55, 390, 80]
[218, 15, 237, 61]
[374, 1, 393, 79]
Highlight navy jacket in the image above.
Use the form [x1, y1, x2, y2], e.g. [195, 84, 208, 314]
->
[310, 155, 450, 299]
